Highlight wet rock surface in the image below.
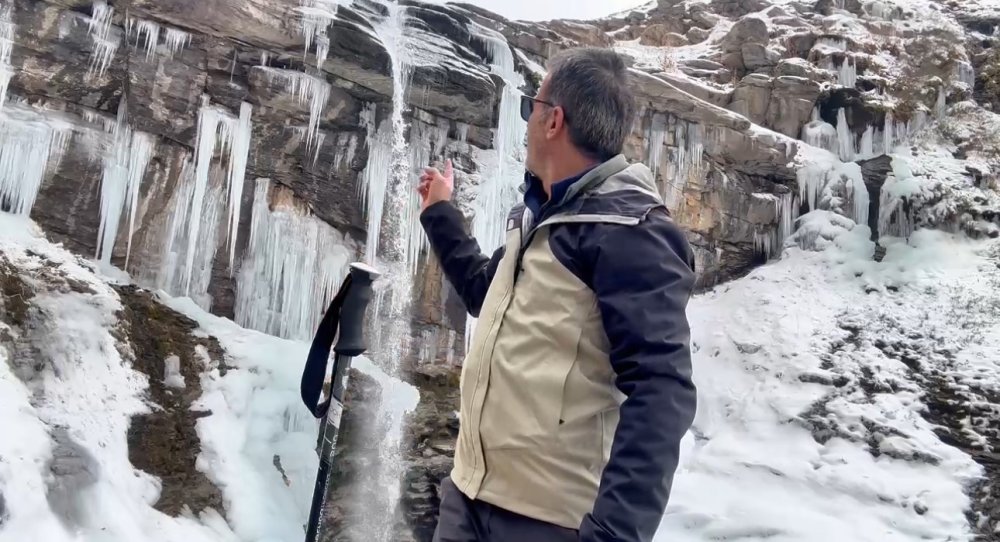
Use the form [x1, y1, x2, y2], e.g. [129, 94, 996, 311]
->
[113, 285, 227, 517]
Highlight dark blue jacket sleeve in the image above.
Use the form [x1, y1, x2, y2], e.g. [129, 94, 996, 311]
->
[419, 200, 504, 318]
[579, 207, 698, 542]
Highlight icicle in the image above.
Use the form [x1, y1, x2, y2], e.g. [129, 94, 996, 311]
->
[0, 104, 72, 216]
[297, 0, 347, 67]
[404, 116, 449, 276]
[802, 120, 839, 154]
[934, 87, 947, 119]
[0, 7, 13, 111]
[96, 100, 156, 266]
[358, 103, 393, 265]
[815, 37, 847, 51]
[838, 57, 856, 88]
[163, 28, 192, 59]
[955, 61, 975, 89]
[646, 113, 667, 180]
[175, 97, 252, 293]
[130, 19, 161, 60]
[456, 123, 469, 144]
[836, 108, 855, 161]
[261, 51, 270, 66]
[225, 102, 253, 272]
[235, 178, 356, 341]
[256, 68, 330, 152]
[468, 23, 527, 256]
[151, 160, 227, 310]
[883, 111, 895, 154]
[857, 126, 874, 160]
[87, 0, 118, 78]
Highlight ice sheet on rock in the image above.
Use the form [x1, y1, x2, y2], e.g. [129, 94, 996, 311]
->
[234, 179, 355, 341]
[0, 103, 73, 216]
[87, 0, 119, 78]
[802, 119, 839, 155]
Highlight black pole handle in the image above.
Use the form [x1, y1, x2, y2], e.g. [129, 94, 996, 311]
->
[300, 262, 381, 419]
[334, 262, 380, 357]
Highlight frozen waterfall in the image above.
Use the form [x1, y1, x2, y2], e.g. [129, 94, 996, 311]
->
[0, 7, 13, 111]
[234, 179, 355, 341]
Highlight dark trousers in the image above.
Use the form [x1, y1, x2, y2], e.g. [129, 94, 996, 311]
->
[432, 476, 579, 542]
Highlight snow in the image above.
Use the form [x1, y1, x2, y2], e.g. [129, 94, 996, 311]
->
[656, 219, 994, 541]
[0, 211, 417, 542]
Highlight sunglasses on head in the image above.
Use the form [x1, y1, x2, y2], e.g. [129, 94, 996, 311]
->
[520, 94, 556, 122]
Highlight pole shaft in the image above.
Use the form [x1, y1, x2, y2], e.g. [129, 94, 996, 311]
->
[305, 353, 353, 542]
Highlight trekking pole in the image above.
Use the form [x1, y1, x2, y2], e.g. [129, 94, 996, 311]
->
[300, 262, 381, 542]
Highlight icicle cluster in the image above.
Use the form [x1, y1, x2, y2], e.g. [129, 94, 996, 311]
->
[161, 97, 253, 299]
[956, 61, 975, 89]
[0, 104, 72, 216]
[152, 160, 227, 310]
[96, 101, 156, 266]
[126, 17, 192, 60]
[255, 67, 330, 152]
[797, 152, 869, 228]
[404, 116, 449, 274]
[87, 0, 119, 78]
[663, 119, 704, 211]
[753, 192, 799, 259]
[646, 112, 668, 182]
[234, 179, 355, 341]
[298, 0, 349, 68]
[0, 7, 13, 111]
[819, 107, 927, 162]
[469, 23, 529, 256]
[358, 103, 393, 265]
[934, 86, 948, 119]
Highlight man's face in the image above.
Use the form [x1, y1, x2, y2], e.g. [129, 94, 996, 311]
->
[524, 76, 551, 176]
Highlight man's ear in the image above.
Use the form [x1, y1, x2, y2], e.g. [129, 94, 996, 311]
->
[546, 106, 566, 140]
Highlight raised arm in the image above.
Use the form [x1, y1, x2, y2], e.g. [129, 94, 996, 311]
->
[420, 201, 504, 317]
[579, 207, 698, 542]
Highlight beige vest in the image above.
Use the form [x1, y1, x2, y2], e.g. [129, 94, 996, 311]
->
[450, 156, 661, 529]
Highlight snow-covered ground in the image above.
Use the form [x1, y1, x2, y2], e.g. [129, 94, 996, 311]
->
[0, 212, 416, 542]
[657, 215, 998, 541]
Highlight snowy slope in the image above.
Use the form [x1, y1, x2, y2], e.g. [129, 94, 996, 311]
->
[0, 212, 415, 542]
[657, 217, 998, 541]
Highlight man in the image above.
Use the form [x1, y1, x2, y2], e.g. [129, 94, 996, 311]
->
[417, 47, 697, 542]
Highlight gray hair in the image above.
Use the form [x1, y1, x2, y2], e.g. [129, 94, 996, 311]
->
[544, 48, 636, 161]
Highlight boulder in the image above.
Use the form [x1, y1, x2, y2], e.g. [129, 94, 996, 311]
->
[687, 26, 711, 43]
[721, 16, 770, 52]
[730, 74, 773, 124]
[767, 76, 822, 138]
[641, 26, 690, 47]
